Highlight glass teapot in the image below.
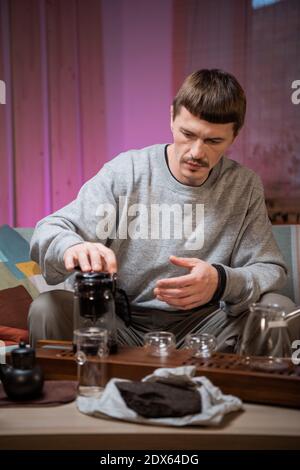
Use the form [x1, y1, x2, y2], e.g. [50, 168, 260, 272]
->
[71, 271, 131, 354]
[238, 303, 300, 371]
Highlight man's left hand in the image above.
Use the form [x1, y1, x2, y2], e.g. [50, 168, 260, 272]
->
[154, 255, 218, 310]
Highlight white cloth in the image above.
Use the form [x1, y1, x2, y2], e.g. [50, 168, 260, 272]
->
[77, 366, 243, 427]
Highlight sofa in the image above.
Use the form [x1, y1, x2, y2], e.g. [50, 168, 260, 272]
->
[0, 224, 299, 346]
[0, 225, 64, 346]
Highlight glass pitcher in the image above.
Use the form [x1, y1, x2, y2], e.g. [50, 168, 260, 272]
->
[239, 303, 292, 371]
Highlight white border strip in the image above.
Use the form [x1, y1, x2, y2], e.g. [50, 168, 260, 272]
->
[291, 225, 300, 305]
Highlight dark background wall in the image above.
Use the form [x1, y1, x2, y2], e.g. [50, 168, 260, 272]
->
[0, 0, 299, 226]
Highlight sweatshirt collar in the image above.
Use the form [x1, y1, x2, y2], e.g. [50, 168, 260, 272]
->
[159, 144, 224, 195]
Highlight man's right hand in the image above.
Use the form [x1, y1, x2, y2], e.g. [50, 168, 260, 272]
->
[63, 242, 117, 274]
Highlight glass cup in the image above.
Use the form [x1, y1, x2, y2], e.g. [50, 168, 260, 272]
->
[144, 331, 176, 357]
[238, 303, 292, 372]
[74, 327, 108, 398]
[184, 333, 217, 358]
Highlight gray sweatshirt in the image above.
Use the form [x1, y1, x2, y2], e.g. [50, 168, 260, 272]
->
[30, 143, 287, 316]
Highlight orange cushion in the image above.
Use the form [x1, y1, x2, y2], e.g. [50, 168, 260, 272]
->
[0, 326, 29, 345]
[0, 285, 32, 329]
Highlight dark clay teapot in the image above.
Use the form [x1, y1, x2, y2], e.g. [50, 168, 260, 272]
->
[0, 341, 44, 400]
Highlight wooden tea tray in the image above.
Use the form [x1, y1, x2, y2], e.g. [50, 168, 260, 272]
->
[35, 340, 300, 408]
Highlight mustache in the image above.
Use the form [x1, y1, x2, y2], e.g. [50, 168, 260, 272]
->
[185, 156, 209, 168]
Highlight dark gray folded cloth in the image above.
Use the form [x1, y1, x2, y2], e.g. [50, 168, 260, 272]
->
[115, 379, 202, 418]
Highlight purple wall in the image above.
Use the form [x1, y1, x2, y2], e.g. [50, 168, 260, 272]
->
[0, 0, 299, 226]
[101, 0, 173, 158]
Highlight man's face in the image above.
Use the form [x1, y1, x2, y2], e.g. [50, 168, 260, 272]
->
[169, 106, 236, 186]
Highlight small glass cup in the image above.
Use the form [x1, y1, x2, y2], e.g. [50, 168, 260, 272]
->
[144, 331, 176, 357]
[184, 333, 217, 358]
[74, 327, 108, 398]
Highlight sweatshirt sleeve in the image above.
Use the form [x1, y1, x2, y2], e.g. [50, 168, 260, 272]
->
[219, 177, 288, 316]
[30, 164, 118, 285]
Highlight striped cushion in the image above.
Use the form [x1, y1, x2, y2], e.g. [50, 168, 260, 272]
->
[0, 225, 40, 299]
[0, 224, 64, 299]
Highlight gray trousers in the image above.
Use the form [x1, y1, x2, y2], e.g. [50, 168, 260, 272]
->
[28, 290, 297, 353]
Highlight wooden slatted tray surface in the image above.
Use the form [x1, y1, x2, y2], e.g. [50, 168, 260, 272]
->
[35, 340, 300, 408]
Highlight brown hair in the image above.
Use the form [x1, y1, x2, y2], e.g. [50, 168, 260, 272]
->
[172, 69, 246, 136]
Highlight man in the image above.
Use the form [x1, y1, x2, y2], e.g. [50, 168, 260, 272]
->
[29, 69, 294, 350]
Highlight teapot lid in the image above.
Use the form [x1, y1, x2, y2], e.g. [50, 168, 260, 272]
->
[11, 341, 35, 369]
[75, 271, 113, 281]
[75, 271, 117, 289]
